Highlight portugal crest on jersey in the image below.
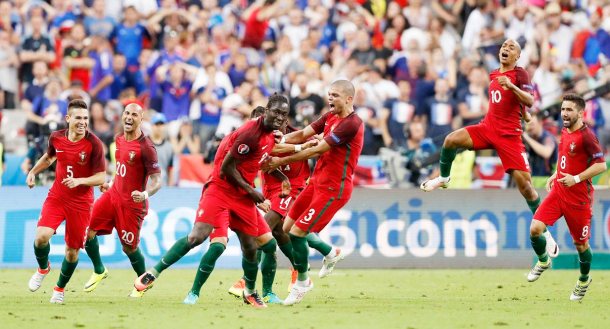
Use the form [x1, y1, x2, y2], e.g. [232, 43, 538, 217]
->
[78, 151, 87, 165]
[128, 151, 136, 164]
[569, 142, 576, 156]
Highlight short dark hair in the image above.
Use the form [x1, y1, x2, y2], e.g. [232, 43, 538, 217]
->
[266, 93, 289, 111]
[562, 93, 586, 111]
[68, 99, 88, 114]
[250, 106, 266, 119]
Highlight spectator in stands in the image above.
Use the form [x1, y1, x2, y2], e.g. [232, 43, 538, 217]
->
[150, 113, 175, 186]
[147, 31, 184, 111]
[289, 72, 325, 128]
[457, 66, 489, 127]
[19, 15, 55, 85]
[546, 2, 574, 68]
[90, 100, 114, 150]
[419, 78, 457, 147]
[191, 64, 232, 153]
[171, 118, 200, 155]
[156, 61, 198, 128]
[83, 0, 117, 39]
[60, 80, 91, 106]
[522, 112, 557, 187]
[241, 0, 290, 50]
[63, 23, 94, 91]
[354, 88, 383, 155]
[89, 35, 114, 102]
[0, 29, 18, 109]
[115, 5, 149, 67]
[21, 61, 48, 109]
[283, 7, 309, 49]
[403, 121, 437, 186]
[360, 66, 400, 112]
[216, 81, 254, 137]
[26, 78, 67, 139]
[380, 80, 416, 150]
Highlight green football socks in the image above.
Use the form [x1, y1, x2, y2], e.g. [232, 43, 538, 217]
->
[127, 248, 146, 276]
[290, 233, 309, 281]
[153, 236, 191, 275]
[260, 239, 278, 296]
[57, 258, 78, 289]
[439, 147, 457, 178]
[578, 248, 592, 282]
[85, 236, 105, 274]
[34, 242, 50, 270]
[242, 257, 259, 292]
[278, 241, 295, 266]
[190, 242, 226, 296]
[530, 235, 548, 263]
[306, 233, 332, 256]
[527, 196, 541, 214]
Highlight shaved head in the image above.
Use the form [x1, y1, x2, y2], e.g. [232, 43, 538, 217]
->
[125, 103, 144, 113]
[331, 80, 355, 98]
[504, 39, 521, 54]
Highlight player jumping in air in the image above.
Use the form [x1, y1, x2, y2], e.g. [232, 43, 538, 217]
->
[262, 80, 364, 305]
[420, 39, 559, 258]
[27, 99, 106, 304]
[83, 103, 162, 297]
[526, 94, 606, 301]
[135, 94, 290, 309]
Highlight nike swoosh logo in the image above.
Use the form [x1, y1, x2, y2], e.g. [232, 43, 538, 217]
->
[262, 145, 268, 150]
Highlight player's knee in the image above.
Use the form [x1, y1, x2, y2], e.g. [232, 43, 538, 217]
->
[65, 248, 79, 262]
[443, 131, 461, 148]
[260, 238, 277, 254]
[34, 235, 51, 247]
[573, 241, 589, 252]
[187, 234, 205, 247]
[121, 244, 137, 255]
[529, 222, 545, 237]
[86, 230, 97, 241]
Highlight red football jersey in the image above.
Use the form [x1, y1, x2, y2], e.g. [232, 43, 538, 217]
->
[46, 129, 106, 210]
[554, 125, 604, 206]
[484, 67, 533, 136]
[109, 133, 160, 209]
[263, 126, 310, 196]
[309, 111, 364, 199]
[210, 117, 275, 196]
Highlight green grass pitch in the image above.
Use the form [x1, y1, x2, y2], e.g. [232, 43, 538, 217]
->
[1, 268, 610, 329]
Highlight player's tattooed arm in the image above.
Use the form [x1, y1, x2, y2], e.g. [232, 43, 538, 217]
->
[131, 173, 162, 203]
[221, 152, 266, 203]
[26, 153, 57, 188]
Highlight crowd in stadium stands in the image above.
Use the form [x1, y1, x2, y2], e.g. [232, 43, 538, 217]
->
[1, 0, 610, 188]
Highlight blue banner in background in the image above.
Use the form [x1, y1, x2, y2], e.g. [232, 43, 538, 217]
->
[2, 187, 610, 269]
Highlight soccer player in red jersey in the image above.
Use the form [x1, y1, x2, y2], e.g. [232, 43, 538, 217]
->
[26, 99, 106, 304]
[420, 39, 559, 257]
[526, 94, 606, 301]
[83, 103, 162, 297]
[262, 80, 364, 305]
[135, 94, 290, 308]
[226, 107, 330, 304]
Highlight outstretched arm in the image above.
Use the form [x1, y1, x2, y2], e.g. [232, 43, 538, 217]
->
[263, 140, 331, 172]
[26, 153, 56, 188]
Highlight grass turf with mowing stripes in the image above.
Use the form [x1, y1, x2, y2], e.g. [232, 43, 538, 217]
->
[2, 269, 610, 329]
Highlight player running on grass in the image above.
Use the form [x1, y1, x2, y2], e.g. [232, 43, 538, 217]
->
[27, 99, 106, 304]
[420, 39, 559, 257]
[135, 94, 290, 309]
[526, 94, 606, 301]
[262, 80, 364, 305]
[227, 107, 341, 304]
[83, 103, 162, 297]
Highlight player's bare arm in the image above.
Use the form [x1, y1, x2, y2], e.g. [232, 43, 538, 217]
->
[262, 140, 331, 172]
[271, 138, 319, 154]
[131, 172, 162, 203]
[281, 125, 317, 144]
[557, 162, 607, 188]
[496, 75, 534, 108]
[26, 153, 57, 188]
[268, 169, 291, 197]
[221, 152, 266, 204]
[61, 171, 105, 189]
